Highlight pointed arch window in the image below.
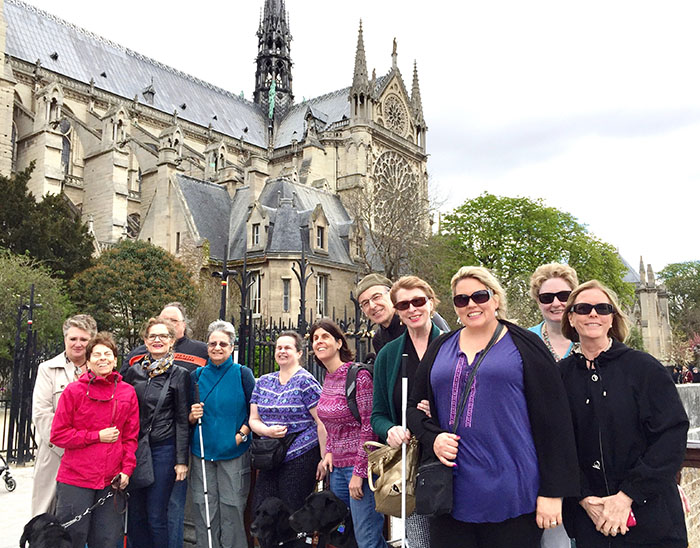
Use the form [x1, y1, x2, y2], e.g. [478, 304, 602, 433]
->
[11, 122, 17, 172]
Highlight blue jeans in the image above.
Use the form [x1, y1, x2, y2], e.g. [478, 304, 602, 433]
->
[167, 477, 188, 548]
[329, 466, 388, 548]
[128, 440, 176, 548]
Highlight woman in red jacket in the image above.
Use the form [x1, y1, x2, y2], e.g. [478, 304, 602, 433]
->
[51, 332, 139, 548]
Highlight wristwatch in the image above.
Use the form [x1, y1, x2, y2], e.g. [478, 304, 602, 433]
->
[237, 430, 248, 442]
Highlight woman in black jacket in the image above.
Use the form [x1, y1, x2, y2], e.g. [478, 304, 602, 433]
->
[123, 317, 191, 548]
[407, 266, 579, 548]
[559, 280, 688, 547]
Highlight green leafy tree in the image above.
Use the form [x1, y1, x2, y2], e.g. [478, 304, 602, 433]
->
[658, 261, 700, 338]
[414, 193, 633, 325]
[0, 250, 72, 384]
[69, 240, 197, 347]
[0, 163, 94, 280]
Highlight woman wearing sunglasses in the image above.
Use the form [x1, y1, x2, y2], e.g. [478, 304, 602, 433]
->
[371, 276, 443, 548]
[407, 266, 579, 548]
[189, 320, 255, 548]
[559, 280, 688, 548]
[529, 263, 579, 363]
[122, 317, 190, 548]
[51, 332, 139, 548]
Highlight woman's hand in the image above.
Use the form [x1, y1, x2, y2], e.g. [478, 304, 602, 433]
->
[174, 464, 188, 482]
[116, 472, 129, 490]
[267, 424, 288, 439]
[433, 432, 459, 466]
[99, 426, 120, 443]
[417, 399, 432, 418]
[189, 403, 204, 424]
[594, 491, 633, 536]
[321, 452, 333, 474]
[316, 459, 327, 481]
[535, 496, 562, 529]
[349, 474, 364, 500]
[386, 425, 410, 448]
[580, 496, 605, 524]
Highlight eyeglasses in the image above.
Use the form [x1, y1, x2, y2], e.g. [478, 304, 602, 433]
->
[453, 289, 492, 308]
[571, 303, 615, 315]
[146, 333, 171, 341]
[359, 290, 389, 311]
[208, 341, 231, 348]
[538, 291, 572, 304]
[394, 296, 429, 311]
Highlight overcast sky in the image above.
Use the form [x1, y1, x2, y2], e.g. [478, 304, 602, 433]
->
[20, 0, 700, 274]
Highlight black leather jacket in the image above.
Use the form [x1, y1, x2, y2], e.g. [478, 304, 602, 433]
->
[122, 360, 191, 465]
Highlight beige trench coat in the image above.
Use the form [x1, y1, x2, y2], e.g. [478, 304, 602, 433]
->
[31, 352, 78, 516]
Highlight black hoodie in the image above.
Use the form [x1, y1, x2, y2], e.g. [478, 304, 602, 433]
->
[559, 340, 688, 546]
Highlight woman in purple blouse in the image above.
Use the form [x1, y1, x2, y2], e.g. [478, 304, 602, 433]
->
[311, 319, 388, 548]
[407, 266, 579, 548]
[249, 331, 327, 512]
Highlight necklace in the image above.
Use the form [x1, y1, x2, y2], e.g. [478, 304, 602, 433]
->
[541, 323, 563, 362]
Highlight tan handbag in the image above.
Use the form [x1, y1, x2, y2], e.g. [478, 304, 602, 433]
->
[363, 437, 419, 518]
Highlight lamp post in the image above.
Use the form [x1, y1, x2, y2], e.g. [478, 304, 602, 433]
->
[292, 223, 314, 335]
[211, 245, 230, 321]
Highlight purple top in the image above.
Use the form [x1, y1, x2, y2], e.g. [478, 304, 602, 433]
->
[317, 362, 376, 478]
[250, 368, 321, 462]
[431, 330, 539, 523]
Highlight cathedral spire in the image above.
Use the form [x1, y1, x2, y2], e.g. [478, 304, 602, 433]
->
[411, 61, 425, 125]
[254, 0, 294, 118]
[349, 20, 372, 121]
[351, 20, 369, 94]
[639, 256, 646, 284]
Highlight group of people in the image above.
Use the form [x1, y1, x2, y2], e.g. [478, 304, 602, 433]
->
[30, 263, 689, 548]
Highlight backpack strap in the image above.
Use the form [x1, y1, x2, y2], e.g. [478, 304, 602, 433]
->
[345, 362, 373, 423]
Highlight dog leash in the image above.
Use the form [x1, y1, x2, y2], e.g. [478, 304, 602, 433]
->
[61, 478, 128, 529]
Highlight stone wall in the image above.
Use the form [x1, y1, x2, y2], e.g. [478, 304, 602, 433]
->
[679, 384, 700, 547]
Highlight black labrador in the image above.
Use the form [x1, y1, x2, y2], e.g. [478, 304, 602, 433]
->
[250, 497, 307, 548]
[20, 513, 72, 548]
[289, 491, 357, 548]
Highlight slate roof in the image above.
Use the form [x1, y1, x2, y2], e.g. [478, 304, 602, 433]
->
[175, 174, 231, 260]
[619, 254, 641, 284]
[4, 0, 362, 150]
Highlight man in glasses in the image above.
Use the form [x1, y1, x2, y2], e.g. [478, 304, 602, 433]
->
[356, 273, 449, 354]
[123, 302, 208, 548]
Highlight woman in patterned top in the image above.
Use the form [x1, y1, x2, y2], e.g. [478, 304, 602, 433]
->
[311, 319, 388, 548]
[249, 331, 327, 512]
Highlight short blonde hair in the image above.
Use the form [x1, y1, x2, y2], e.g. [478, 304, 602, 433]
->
[529, 263, 579, 301]
[141, 317, 176, 341]
[450, 266, 508, 319]
[561, 280, 630, 342]
[63, 314, 97, 337]
[390, 276, 440, 308]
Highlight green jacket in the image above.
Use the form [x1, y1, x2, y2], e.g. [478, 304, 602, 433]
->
[371, 322, 442, 442]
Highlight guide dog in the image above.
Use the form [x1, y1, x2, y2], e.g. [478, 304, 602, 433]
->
[250, 497, 307, 548]
[289, 491, 358, 548]
[19, 513, 72, 548]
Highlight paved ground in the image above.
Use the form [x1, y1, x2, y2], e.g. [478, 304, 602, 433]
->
[0, 463, 33, 548]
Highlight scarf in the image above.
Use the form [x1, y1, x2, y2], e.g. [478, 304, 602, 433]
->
[141, 352, 174, 378]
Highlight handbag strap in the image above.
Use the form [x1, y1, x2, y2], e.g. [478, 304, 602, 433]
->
[450, 322, 504, 434]
[145, 373, 172, 436]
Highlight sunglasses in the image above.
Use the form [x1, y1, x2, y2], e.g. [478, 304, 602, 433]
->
[453, 289, 492, 308]
[538, 291, 571, 304]
[394, 296, 429, 311]
[571, 303, 615, 315]
[208, 341, 231, 348]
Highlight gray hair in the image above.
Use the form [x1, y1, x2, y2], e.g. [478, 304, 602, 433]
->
[207, 320, 236, 346]
[63, 314, 97, 337]
[161, 301, 192, 337]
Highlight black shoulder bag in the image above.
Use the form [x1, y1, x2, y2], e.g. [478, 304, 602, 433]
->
[414, 323, 504, 516]
[130, 373, 172, 489]
[250, 431, 300, 470]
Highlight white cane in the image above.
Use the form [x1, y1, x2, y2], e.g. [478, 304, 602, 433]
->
[194, 383, 214, 548]
[401, 353, 408, 548]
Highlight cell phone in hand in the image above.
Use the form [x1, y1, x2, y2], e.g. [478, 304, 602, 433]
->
[626, 510, 636, 528]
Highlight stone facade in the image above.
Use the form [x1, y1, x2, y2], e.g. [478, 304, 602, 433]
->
[2, 0, 429, 321]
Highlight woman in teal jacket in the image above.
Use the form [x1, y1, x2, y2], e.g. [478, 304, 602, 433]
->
[371, 276, 443, 548]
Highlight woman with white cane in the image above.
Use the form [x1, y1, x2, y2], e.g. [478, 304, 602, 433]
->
[189, 321, 255, 548]
[372, 276, 444, 548]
